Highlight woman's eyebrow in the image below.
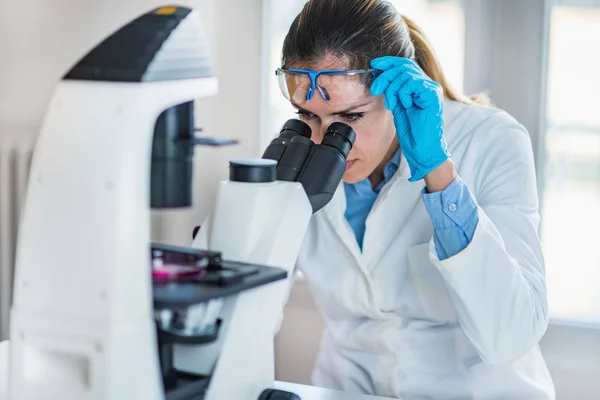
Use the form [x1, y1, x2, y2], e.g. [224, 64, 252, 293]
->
[292, 99, 372, 115]
[332, 100, 372, 115]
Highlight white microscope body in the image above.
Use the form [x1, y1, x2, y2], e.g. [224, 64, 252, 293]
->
[189, 175, 312, 400]
[0, 5, 357, 400]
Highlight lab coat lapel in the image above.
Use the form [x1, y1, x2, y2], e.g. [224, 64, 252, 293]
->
[321, 183, 365, 273]
[361, 153, 426, 272]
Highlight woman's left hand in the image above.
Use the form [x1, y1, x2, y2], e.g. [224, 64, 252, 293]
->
[370, 56, 450, 182]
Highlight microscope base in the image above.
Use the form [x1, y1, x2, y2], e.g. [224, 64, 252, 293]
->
[274, 381, 395, 400]
[0, 343, 398, 400]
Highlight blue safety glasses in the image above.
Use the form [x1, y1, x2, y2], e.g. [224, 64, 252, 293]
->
[275, 68, 380, 106]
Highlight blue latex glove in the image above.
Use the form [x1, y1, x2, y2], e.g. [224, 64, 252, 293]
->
[370, 56, 450, 182]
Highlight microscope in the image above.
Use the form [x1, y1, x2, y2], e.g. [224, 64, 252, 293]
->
[1, 6, 356, 400]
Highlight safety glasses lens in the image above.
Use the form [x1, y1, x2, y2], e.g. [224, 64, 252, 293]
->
[276, 69, 377, 106]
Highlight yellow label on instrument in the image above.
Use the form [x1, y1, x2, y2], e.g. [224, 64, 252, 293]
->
[155, 6, 178, 15]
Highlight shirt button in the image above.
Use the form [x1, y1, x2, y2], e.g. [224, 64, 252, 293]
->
[449, 203, 457, 212]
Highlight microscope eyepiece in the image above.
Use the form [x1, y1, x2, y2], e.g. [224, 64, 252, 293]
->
[279, 119, 312, 139]
[321, 122, 356, 159]
[276, 135, 313, 181]
[262, 119, 312, 162]
[259, 120, 356, 213]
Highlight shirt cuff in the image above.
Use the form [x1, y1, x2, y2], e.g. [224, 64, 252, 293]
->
[421, 174, 479, 230]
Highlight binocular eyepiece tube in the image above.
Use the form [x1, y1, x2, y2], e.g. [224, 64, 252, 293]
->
[261, 119, 312, 163]
[261, 119, 357, 212]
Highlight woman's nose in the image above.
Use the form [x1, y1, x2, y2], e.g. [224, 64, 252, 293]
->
[311, 125, 328, 144]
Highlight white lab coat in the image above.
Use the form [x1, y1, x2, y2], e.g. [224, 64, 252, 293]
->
[295, 100, 555, 399]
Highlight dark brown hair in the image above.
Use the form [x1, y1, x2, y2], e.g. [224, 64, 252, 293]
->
[282, 0, 487, 105]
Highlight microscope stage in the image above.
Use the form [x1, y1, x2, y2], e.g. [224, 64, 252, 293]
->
[154, 260, 287, 308]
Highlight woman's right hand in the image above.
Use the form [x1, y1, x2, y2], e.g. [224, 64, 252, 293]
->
[370, 56, 450, 182]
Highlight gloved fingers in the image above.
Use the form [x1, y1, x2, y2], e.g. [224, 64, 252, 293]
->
[394, 63, 442, 108]
[372, 57, 434, 86]
[372, 67, 423, 111]
[370, 66, 407, 98]
[401, 62, 432, 79]
[392, 107, 414, 147]
[401, 76, 443, 111]
[372, 64, 440, 111]
[382, 69, 415, 110]
[370, 56, 417, 71]
[390, 71, 426, 110]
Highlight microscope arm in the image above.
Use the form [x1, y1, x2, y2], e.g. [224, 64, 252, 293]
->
[193, 210, 298, 336]
[180, 160, 313, 400]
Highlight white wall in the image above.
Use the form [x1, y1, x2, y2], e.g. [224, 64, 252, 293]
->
[540, 324, 600, 399]
[275, 279, 324, 384]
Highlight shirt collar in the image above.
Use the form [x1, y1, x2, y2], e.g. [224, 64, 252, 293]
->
[383, 147, 401, 182]
[345, 147, 403, 195]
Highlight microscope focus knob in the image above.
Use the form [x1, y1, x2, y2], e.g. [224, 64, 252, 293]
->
[257, 388, 301, 400]
[229, 159, 277, 183]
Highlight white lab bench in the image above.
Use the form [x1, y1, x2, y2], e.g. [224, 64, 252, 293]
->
[274, 381, 393, 399]
[0, 341, 8, 400]
[0, 341, 392, 400]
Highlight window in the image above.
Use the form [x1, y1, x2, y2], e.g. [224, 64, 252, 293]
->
[261, 0, 308, 150]
[387, 0, 465, 93]
[260, 0, 465, 149]
[541, 2, 600, 324]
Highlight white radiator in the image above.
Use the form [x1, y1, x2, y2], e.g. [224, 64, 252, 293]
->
[0, 131, 35, 340]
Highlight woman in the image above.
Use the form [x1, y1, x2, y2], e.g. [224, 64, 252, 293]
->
[277, 0, 555, 399]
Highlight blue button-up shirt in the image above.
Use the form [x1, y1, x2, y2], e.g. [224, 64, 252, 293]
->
[344, 150, 479, 260]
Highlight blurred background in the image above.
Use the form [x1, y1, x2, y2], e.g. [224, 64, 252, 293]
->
[1, 0, 599, 398]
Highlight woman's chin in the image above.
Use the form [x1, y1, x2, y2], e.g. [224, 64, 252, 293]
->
[342, 168, 367, 184]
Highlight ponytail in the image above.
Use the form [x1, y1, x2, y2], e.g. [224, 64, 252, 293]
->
[402, 15, 489, 105]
